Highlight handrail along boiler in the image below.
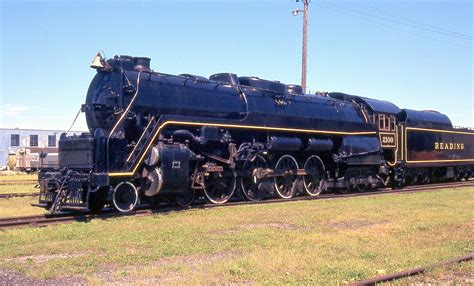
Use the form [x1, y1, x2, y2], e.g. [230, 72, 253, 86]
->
[37, 54, 474, 213]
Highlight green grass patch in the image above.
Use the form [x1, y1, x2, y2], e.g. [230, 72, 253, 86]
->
[0, 197, 46, 218]
[0, 185, 38, 195]
[0, 174, 37, 182]
[0, 187, 472, 284]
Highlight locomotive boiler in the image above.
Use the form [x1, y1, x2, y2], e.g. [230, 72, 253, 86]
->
[37, 53, 474, 213]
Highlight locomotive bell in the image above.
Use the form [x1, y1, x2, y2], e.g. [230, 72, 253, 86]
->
[90, 52, 104, 69]
[133, 57, 151, 72]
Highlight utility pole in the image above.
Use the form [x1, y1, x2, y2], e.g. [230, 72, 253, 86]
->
[292, 0, 310, 94]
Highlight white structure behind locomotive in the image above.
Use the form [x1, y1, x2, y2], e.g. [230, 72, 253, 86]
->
[0, 128, 83, 171]
[15, 148, 59, 172]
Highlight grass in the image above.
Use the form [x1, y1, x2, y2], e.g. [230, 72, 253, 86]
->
[0, 197, 46, 217]
[0, 174, 37, 182]
[0, 179, 42, 217]
[0, 185, 38, 195]
[0, 187, 472, 284]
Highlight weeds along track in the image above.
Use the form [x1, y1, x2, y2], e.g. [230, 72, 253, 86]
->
[0, 193, 39, 199]
[0, 181, 473, 230]
[349, 253, 474, 285]
[0, 180, 37, 186]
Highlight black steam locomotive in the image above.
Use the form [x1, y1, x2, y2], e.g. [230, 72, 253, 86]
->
[37, 54, 474, 213]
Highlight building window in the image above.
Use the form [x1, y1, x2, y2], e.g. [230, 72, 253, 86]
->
[48, 135, 56, 147]
[10, 134, 20, 146]
[30, 135, 38, 147]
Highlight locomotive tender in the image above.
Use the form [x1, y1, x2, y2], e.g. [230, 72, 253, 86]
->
[37, 54, 474, 213]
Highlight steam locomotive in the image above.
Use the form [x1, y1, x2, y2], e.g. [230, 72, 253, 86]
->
[37, 54, 474, 213]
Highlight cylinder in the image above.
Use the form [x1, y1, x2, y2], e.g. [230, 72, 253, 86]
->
[305, 138, 333, 152]
[268, 137, 302, 151]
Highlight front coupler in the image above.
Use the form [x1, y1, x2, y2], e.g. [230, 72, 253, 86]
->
[37, 169, 110, 213]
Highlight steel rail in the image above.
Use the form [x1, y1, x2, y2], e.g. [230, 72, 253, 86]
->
[189, 181, 474, 215]
[0, 210, 155, 229]
[0, 181, 472, 230]
[349, 253, 474, 286]
[0, 179, 470, 200]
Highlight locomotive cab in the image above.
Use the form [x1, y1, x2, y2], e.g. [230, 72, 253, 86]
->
[328, 92, 401, 166]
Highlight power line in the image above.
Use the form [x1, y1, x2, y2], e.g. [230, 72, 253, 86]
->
[320, 2, 472, 42]
[316, 2, 473, 50]
[349, 2, 473, 41]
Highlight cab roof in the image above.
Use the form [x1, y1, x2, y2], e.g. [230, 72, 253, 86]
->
[328, 92, 401, 114]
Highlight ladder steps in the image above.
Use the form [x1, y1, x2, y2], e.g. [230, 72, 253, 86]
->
[125, 117, 160, 170]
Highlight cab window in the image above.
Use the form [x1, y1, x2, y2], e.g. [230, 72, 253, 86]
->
[377, 114, 395, 131]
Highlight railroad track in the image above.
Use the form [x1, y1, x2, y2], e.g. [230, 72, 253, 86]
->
[0, 179, 471, 200]
[0, 193, 39, 199]
[207, 180, 474, 210]
[349, 253, 474, 286]
[0, 180, 472, 230]
[0, 210, 158, 229]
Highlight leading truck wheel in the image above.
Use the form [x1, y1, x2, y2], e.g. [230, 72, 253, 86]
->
[113, 182, 139, 213]
[203, 169, 236, 204]
[175, 189, 196, 207]
[88, 189, 106, 212]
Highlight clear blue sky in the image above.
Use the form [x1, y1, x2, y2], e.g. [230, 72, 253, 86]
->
[1, 0, 472, 131]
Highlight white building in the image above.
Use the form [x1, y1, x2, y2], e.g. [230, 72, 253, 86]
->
[0, 128, 84, 167]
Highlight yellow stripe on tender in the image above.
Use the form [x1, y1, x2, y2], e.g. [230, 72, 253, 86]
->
[404, 127, 474, 164]
[406, 127, 474, 135]
[406, 159, 474, 163]
[108, 120, 377, 177]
